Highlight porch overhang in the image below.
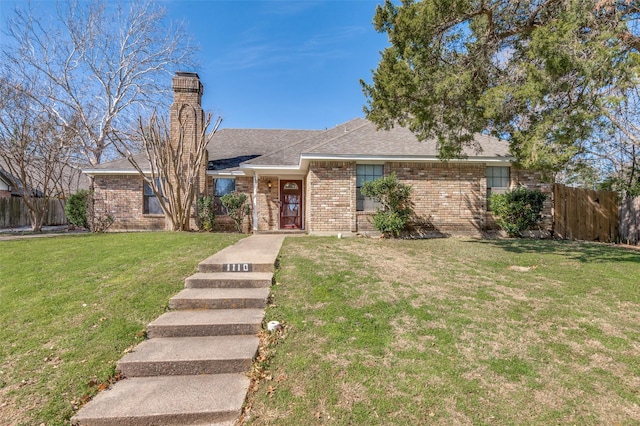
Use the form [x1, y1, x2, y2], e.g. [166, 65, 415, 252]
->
[238, 164, 303, 176]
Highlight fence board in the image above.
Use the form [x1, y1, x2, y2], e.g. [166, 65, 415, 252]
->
[553, 184, 618, 243]
[619, 196, 640, 245]
[0, 197, 67, 228]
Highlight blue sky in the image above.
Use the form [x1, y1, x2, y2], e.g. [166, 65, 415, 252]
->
[164, 1, 388, 130]
[0, 0, 388, 130]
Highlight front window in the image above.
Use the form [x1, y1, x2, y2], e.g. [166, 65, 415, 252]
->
[214, 178, 236, 214]
[357, 164, 383, 211]
[143, 178, 163, 215]
[486, 166, 510, 209]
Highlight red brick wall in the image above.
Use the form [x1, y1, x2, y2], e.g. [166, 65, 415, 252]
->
[94, 175, 166, 230]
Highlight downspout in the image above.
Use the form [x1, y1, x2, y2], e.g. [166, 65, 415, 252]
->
[253, 173, 258, 232]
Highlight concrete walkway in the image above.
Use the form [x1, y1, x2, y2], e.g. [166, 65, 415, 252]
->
[72, 234, 286, 426]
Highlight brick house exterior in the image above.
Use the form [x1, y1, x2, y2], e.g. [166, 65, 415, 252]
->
[85, 73, 552, 235]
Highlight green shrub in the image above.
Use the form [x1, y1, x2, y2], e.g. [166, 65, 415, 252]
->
[196, 196, 216, 231]
[221, 191, 250, 233]
[64, 190, 90, 228]
[489, 186, 547, 237]
[361, 173, 413, 237]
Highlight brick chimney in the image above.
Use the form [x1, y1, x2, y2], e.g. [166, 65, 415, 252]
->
[169, 72, 207, 216]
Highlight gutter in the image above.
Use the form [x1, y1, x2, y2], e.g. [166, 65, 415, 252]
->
[236, 154, 514, 175]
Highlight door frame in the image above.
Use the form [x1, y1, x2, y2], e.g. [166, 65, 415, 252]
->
[279, 179, 303, 229]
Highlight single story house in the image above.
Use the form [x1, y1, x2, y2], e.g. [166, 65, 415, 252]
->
[84, 72, 552, 235]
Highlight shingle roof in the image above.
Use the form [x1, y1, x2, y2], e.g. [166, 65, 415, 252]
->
[246, 118, 511, 166]
[0, 159, 90, 196]
[206, 128, 321, 173]
[86, 128, 322, 173]
[207, 128, 322, 161]
[85, 118, 512, 174]
[306, 118, 510, 158]
[87, 154, 146, 171]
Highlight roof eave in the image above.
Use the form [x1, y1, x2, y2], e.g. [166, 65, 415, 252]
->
[238, 163, 303, 176]
[299, 153, 515, 162]
[206, 170, 248, 176]
[82, 169, 149, 176]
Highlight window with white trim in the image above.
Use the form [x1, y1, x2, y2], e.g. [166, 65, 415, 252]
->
[356, 164, 383, 211]
[214, 178, 236, 214]
[486, 166, 510, 208]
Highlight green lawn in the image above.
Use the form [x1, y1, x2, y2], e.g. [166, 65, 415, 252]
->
[247, 237, 640, 425]
[0, 232, 243, 426]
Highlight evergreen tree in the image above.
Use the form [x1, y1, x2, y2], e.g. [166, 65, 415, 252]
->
[363, 0, 639, 173]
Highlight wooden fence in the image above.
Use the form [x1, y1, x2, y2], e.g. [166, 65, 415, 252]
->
[619, 196, 640, 245]
[0, 197, 67, 228]
[553, 184, 618, 243]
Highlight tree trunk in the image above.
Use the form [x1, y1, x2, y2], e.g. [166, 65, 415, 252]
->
[29, 205, 45, 232]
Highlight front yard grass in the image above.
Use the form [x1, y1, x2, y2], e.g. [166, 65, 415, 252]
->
[248, 237, 640, 425]
[0, 232, 243, 425]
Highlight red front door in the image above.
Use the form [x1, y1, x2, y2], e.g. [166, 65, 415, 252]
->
[280, 180, 302, 229]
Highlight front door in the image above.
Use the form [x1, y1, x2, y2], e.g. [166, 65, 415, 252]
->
[280, 180, 302, 229]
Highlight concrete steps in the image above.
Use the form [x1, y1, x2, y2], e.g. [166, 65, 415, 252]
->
[198, 261, 275, 273]
[197, 235, 282, 273]
[185, 272, 273, 289]
[147, 309, 265, 338]
[169, 287, 270, 310]
[71, 374, 249, 426]
[117, 335, 259, 377]
[72, 235, 286, 426]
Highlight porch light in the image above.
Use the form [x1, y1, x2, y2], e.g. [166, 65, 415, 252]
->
[268, 181, 272, 189]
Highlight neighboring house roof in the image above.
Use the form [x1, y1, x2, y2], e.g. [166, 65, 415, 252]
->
[0, 169, 15, 194]
[84, 118, 513, 176]
[0, 167, 43, 197]
[0, 161, 90, 197]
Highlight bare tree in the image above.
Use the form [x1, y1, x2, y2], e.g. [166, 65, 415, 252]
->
[565, 84, 640, 195]
[0, 82, 76, 231]
[1, 0, 197, 168]
[114, 111, 222, 231]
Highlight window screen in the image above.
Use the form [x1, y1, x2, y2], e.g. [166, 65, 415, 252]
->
[486, 166, 510, 188]
[214, 178, 236, 214]
[143, 178, 163, 215]
[356, 164, 383, 211]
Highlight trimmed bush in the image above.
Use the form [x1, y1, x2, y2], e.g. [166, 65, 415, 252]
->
[64, 190, 90, 229]
[361, 173, 413, 237]
[196, 196, 216, 231]
[489, 186, 547, 237]
[221, 191, 250, 233]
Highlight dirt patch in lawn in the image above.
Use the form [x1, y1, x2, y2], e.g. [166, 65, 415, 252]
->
[245, 237, 640, 425]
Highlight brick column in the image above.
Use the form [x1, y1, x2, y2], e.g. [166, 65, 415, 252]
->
[170, 72, 206, 227]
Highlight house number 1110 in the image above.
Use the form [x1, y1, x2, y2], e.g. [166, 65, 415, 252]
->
[223, 263, 252, 272]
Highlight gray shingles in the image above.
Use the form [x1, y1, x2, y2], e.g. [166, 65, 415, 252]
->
[86, 119, 511, 173]
[303, 118, 510, 158]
